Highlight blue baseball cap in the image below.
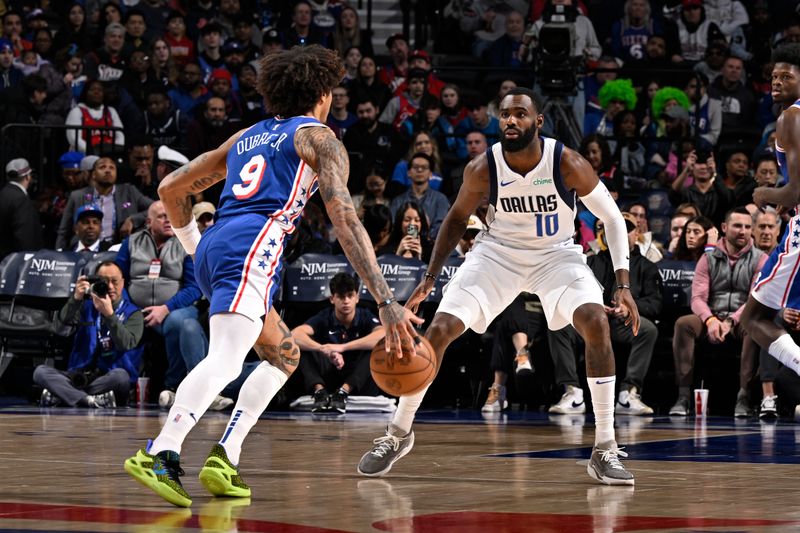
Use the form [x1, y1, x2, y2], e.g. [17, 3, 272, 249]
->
[0, 39, 12, 53]
[74, 204, 103, 224]
[59, 151, 84, 170]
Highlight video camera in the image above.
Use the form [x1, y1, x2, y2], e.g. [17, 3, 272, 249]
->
[535, 4, 583, 96]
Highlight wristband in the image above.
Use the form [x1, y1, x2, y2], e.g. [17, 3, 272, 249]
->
[424, 271, 437, 281]
[616, 284, 631, 291]
[377, 297, 396, 309]
[172, 216, 202, 255]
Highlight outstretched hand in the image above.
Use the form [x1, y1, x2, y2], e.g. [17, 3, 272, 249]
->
[405, 277, 436, 315]
[379, 302, 424, 357]
[614, 288, 640, 336]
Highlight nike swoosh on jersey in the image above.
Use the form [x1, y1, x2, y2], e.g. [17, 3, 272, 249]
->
[499, 180, 516, 186]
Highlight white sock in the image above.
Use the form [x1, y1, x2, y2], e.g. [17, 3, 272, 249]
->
[768, 334, 800, 375]
[587, 375, 616, 445]
[220, 362, 287, 465]
[150, 313, 261, 456]
[390, 385, 431, 435]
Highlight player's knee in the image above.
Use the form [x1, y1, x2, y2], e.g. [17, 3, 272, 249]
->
[576, 312, 610, 345]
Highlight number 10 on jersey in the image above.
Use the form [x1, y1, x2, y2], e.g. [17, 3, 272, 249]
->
[535, 213, 559, 237]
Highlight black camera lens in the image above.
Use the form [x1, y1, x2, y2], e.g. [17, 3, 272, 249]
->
[91, 280, 109, 298]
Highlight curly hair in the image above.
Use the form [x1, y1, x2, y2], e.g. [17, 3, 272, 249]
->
[598, 79, 637, 111]
[257, 45, 345, 117]
[651, 86, 690, 120]
[772, 43, 800, 69]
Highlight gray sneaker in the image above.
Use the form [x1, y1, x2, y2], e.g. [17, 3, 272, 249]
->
[587, 440, 635, 486]
[669, 396, 690, 416]
[357, 426, 415, 477]
[40, 388, 61, 407]
[88, 390, 116, 408]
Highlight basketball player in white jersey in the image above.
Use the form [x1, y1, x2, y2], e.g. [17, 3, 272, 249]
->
[743, 44, 800, 383]
[357, 87, 640, 485]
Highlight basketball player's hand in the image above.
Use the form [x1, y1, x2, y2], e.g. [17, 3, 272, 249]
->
[406, 277, 436, 315]
[614, 288, 639, 336]
[380, 302, 423, 358]
[143, 304, 170, 327]
[783, 308, 800, 330]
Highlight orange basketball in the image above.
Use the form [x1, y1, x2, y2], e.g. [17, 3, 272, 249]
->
[370, 336, 437, 396]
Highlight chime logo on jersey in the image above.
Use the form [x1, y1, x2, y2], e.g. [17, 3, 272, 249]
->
[499, 193, 557, 214]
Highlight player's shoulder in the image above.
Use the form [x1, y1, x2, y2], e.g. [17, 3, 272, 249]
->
[465, 147, 493, 175]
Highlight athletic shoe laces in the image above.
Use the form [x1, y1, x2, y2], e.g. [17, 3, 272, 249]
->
[370, 434, 402, 458]
[599, 446, 628, 470]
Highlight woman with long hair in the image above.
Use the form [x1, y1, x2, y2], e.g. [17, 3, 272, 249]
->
[391, 131, 444, 190]
[441, 83, 468, 126]
[347, 55, 392, 112]
[342, 46, 362, 82]
[53, 3, 92, 53]
[151, 38, 179, 87]
[333, 5, 374, 58]
[579, 134, 624, 196]
[388, 201, 432, 262]
[673, 215, 717, 262]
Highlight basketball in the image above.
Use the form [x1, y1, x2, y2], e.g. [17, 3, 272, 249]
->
[370, 336, 437, 396]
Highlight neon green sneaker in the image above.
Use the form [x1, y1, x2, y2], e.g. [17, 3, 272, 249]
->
[124, 444, 192, 507]
[199, 444, 251, 498]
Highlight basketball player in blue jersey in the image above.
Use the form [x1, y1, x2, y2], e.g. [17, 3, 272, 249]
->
[357, 87, 640, 485]
[123, 45, 421, 507]
[742, 44, 800, 389]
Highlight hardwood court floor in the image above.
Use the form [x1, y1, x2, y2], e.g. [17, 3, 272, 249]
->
[1, 406, 800, 532]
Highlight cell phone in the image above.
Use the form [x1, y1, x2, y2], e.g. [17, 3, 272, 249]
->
[406, 224, 419, 238]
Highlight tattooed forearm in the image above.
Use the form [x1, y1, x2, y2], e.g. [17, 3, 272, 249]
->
[255, 314, 300, 377]
[296, 127, 393, 302]
[189, 172, 225, 192]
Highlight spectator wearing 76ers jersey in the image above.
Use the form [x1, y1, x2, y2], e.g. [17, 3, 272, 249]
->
[65, 79, 125, 154]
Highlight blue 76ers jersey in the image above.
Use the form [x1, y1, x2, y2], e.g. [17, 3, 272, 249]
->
[216, 116, 324, 232]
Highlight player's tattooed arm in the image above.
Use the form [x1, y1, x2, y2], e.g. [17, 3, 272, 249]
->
[254, 309, 300, 377]
[158, 129, 246, 228]
[426, 154, 490, 276]
[295, 126, 394, 303]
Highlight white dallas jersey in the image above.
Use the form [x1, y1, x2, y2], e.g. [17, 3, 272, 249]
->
[480, 137, 577, 250]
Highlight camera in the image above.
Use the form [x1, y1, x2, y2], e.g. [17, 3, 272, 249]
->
[86, 275, 110, 298]
[406, 224, 419, 238]
[536, 5, 582, 96]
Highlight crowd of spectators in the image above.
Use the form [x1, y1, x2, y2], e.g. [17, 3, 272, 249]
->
[2, 0, 800, 418]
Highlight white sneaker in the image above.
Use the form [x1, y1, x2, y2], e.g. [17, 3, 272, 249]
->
[615, 387, 654, 416]
[795, 404, 800, 422]
[209, 394, 234, 411]
[159, 390, 176, 408]
[481, 384, 507, 412]
[549, 385, 586, 414]
[759, 395, 778, 419]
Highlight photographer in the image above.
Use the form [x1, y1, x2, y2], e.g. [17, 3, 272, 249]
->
[34, 261, 144, 408]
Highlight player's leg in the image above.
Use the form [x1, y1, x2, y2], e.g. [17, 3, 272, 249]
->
[571, 302, 634, 486]
[742, 296, 800, 376]
[357, 310, 467, 477]
[124, 312, 262, 507]
[199, 307, 297, 497]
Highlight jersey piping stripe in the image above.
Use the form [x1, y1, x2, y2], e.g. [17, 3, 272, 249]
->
[755, 218, 794, 292]
[487, 147, 498, 207]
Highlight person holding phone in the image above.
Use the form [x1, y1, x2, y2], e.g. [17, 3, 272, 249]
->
[388, 201, 432, 261]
